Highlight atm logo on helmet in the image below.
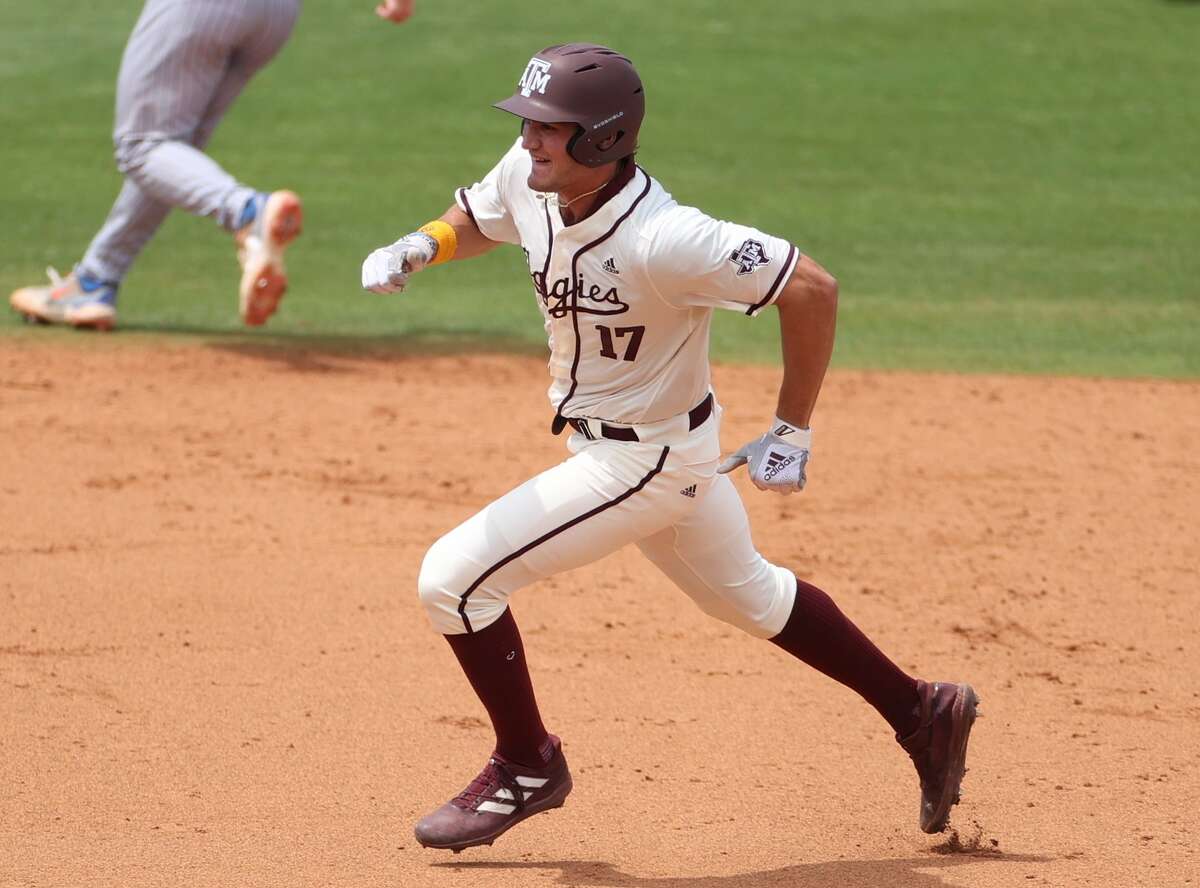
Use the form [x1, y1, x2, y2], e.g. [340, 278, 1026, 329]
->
[519, 58, 553, 97]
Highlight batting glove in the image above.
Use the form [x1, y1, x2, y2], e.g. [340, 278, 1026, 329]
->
[361, 232, 438, 294]
[717, 418, 812, 495]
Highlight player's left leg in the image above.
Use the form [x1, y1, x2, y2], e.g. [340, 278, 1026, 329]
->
[419, 439, 695, 757]
[413, 436, 708, 851]
[636, 473, 978, 833]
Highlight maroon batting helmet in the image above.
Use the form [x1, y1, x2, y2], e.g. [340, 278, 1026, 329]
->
[494, 43, 645, 168]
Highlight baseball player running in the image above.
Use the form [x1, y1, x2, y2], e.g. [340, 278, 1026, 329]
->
[362, 44, 979, 853]
[10, 0, 415, 331]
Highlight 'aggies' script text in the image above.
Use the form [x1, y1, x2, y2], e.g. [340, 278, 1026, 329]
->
[531, 270, 631, 318]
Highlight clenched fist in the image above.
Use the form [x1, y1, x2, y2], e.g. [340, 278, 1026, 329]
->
[717, 419, 812, 495]
[361, 232, 438, 294]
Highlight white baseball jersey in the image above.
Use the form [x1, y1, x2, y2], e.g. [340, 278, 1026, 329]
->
[419, 139, 802, 640]
[456, 139, 801, 425]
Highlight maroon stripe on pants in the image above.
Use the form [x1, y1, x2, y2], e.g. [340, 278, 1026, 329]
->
[456, 445, 670, 633]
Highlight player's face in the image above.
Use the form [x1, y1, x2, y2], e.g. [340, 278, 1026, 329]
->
[521, 120, 585, 194]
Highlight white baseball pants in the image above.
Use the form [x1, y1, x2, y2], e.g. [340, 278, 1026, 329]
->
[418, 403, 797, 638]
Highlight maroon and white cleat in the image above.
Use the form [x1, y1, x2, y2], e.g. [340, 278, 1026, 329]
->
[897, 680, 980, 833]
[414, 734, 573, 852]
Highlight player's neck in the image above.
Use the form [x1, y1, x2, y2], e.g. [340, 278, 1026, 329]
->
[556, 160, 629, 225]
[557, 172, 614, 212]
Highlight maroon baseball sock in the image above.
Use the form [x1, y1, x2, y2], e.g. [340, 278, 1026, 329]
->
[444, 607, 551, 768]
[770, 575, 921, 737]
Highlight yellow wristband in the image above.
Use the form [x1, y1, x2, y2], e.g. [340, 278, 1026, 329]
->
[419, 220, 457, 265]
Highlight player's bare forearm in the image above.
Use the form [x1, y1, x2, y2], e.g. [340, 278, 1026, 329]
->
[773, 255, 838, 428]
[437, 204, 501, 261]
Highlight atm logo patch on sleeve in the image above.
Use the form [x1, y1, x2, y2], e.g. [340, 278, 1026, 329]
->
[728, 239, 771, 275]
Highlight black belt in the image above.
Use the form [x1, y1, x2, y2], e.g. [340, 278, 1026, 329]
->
[557, 393, 714, 442]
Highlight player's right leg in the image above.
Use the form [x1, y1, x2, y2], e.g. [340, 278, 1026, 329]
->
[636, 474, 978, 834]
[413, 438, 706, 852]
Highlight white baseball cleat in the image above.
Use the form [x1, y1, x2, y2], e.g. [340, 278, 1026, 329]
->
[235, 190, 303, 326]
[9, 267, 118, 331]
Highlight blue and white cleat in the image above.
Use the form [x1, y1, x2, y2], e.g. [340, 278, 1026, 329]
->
[9, 268, 118, 331]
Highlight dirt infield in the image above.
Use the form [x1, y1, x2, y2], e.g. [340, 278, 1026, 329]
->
[1, 340, 1196, 888]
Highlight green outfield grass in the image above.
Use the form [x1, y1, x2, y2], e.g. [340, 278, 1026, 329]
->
[2, 0, 1197, 377]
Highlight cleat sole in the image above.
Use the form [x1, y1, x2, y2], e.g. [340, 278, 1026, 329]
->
[240, 260, 287, 326]
[415, 792, 570, 853]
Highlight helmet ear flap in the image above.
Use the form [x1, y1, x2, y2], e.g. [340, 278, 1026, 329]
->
[596, 131, 623, 152]
[565, 124, 587, 161]
[567, 126, 632, 166]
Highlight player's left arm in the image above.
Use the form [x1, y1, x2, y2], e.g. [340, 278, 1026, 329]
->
[773, 255, 839, 429]
[717, 255, 838, 494]
[432, 204, 502, 261]
[361, 205, 501, 295]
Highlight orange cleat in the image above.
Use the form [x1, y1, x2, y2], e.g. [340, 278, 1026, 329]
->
[234, 190, 303, 326]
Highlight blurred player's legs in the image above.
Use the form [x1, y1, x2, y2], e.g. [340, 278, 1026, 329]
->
[77, 183, 172, 292]
[10, 0, 302, 329]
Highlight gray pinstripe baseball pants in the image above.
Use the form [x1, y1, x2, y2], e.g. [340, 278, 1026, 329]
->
[79, 0, 301, 284]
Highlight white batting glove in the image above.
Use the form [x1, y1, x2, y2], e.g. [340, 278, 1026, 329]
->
[717, 418, 812, 495]
[360, 232, 438, 294]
